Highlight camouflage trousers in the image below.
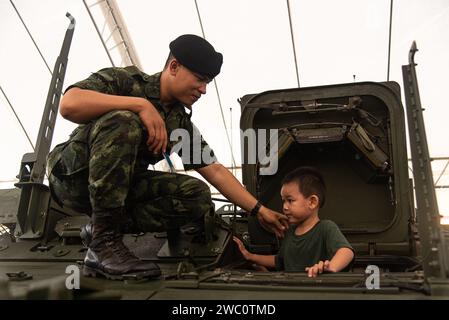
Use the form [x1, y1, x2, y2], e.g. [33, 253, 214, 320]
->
[47, 110, 214, 232]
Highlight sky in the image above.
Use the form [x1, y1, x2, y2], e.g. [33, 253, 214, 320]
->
[0, 0, 448, 221]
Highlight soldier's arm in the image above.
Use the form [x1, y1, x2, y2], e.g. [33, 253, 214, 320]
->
[60, 88, 168, 153]
[60, 88, 149, 123]
[197, 163, 288, 238]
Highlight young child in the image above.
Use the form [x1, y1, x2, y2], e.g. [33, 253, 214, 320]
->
[234, 167, 354, 277]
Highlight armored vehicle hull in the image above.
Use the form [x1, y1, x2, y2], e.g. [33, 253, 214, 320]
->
[1, 15, 448, 301]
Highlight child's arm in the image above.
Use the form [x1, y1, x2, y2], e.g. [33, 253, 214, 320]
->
[233, 236, 276, 268]
[305, 247, 354, 277]
[327, 247, 354, 272]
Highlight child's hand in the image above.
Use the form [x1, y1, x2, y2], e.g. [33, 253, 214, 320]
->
[305, 260, 333, 277]
[233, 236, 252, 260]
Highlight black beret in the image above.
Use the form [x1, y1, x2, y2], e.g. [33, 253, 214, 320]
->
[169, 34, 223, 79]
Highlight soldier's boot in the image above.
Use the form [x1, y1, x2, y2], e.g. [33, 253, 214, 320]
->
[165, 227, 183, 254]
[186, 211, 219, 245]
[204, 210, 219, 243]
[182, 215, 205, 236]
[80, 222, 92, 247]
[83, 210, 161, 280]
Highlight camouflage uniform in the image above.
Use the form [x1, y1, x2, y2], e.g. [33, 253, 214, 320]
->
[47, 66, 217, 233]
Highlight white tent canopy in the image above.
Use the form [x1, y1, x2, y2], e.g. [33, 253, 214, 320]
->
[1, 0, 448, 220]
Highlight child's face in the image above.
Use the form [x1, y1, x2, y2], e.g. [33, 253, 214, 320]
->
[280, 182, 319, 224]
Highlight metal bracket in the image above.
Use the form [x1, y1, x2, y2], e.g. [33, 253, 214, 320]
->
[6, 271, 33, 281]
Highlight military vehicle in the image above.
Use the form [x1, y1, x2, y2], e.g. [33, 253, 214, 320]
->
[1, 13, 449, 301]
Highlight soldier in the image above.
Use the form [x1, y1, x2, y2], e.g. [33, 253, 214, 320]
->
[47, 34, 289, 280]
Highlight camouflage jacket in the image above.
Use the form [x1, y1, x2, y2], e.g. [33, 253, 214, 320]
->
[54, 66, 216, 172]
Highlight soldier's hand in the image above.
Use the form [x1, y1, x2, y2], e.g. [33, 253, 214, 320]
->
[233, 236, 252, 261]
[257, 207, 289, 239]
[305, 260, 331, 277]
[138, 99, 168, 154]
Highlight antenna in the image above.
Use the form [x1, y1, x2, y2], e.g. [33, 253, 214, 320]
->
[387, 0, 394, 81]
[10, 0, 52, 75]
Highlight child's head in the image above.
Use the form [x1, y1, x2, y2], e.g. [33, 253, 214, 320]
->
[280, 167, 326, 224]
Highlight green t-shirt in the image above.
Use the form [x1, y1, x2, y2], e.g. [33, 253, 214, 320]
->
[275, 220, 354, 272]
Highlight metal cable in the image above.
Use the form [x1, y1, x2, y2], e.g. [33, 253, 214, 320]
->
[435, 160, 449, 186]
[193, 0, 237, 168]
[10, 0, 52, 75]
[82, 0, 116, 67]
[0, 86, 35, 150]
[286, 0, 300, 87]
[1, 86, 49, 181]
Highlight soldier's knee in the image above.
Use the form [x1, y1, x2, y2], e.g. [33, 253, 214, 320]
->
[179, 176, 211, 198]
[191, 178, 211, 198]
[197, 179, 211, 195]
[96, 110, 143, 142]
[106, 110, 141, 128]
